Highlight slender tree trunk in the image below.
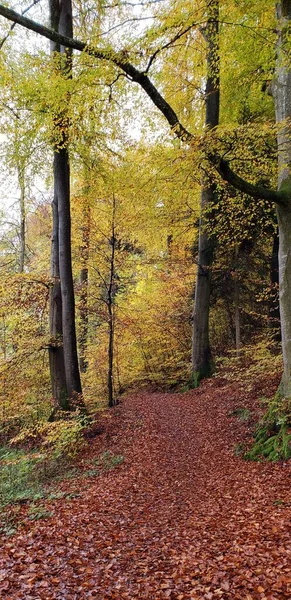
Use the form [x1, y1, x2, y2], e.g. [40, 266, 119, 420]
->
[192, 0, 219, 381]
[107, 299, 115, 407]
[234, 245, 241, 356]
[273, 1, 291, 397]
[18, 165, 25, 273]
[79, 202, 90, 373]
[108, 196, 116, 407]
[2, 316, 7, 360]
[269, 228, 280, 339]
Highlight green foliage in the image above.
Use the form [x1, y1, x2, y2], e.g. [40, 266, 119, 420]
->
[245, 395, 291, 461]
[10, 414, 87, 460]
[231, 407, 251, 422]
[0, 448, 45, 507]
[217, 339, 282, 385]
[0, 415, 89, 510]
[28, 504, 54, 521]
[234, 442, 246, 457]
[93, 450, 124, 470]
[42, 418, 87, 459]
[84, 468, 99, 477]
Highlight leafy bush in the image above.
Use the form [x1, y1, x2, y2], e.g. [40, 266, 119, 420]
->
[10, 414, 87, 459]
[245, 395, 291, 461]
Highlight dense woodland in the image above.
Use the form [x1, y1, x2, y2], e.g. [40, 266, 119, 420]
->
[2, 3, 291, 597]
[0, 0, 291, 462]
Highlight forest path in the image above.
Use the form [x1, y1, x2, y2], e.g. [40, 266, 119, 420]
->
[1, 379, 291, 599]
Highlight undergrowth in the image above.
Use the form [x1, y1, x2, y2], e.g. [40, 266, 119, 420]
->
[0, 409, 124, 537]
[217, 339, 291, 461]
[245, 394, 291, 461]
[0, 413, 89, 509]
[217, 338, 282, 386]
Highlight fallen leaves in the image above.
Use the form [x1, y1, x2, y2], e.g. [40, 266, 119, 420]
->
[0, 375, 291, 598]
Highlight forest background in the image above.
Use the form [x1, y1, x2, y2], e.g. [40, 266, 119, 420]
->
[0, 0, 288, 477]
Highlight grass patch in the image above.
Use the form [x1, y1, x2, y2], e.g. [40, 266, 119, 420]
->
[28, 504, 54, 521]
[230, 407, 251, 422]
[93, 450, 124, 470]
[234, 442, 246, 456]
[0, 447, 45, 507]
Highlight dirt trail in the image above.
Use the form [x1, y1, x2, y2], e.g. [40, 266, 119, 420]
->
[1, 379, 291, 599]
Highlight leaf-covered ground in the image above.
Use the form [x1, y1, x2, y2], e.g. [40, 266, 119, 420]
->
[1, 374, 291, 599]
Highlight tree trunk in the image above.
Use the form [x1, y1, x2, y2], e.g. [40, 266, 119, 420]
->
[49, 0, 84, 409]
[79, 202, 90, 373]
[108, 197, 116, 407]
[18, 165, 25, 273]
[192, 0, 219, 381]
[273, 1, 291, 397]
[49, 190, 68, 409]
[56, 150, 83, 401]
[269, 228, 280, 338]
[234, 244, 241, 356]
[48, 0, 68, 410]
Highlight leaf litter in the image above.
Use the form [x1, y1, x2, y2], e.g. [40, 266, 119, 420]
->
[0, 373, 291, 599]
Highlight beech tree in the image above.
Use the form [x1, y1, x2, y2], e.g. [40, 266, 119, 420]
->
[49, 0, 84, 411]
[1, 0, 291, 399]
[192, 0, 219, 381]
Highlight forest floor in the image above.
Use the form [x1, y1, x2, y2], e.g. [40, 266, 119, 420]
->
[1, 371, 291, 599]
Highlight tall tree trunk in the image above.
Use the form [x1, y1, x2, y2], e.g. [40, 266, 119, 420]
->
[48, 0, 68, 410]
[49, 0, 84, 409]
[192, 0, 219, 381]
[273, 1, 291, 397]
[79, 202, 90, 373]
[108, 196, 116, 407]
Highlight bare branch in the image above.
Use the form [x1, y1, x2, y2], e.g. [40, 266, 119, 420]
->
[100, 16, 155, 37]
[145, 22, 197, 73]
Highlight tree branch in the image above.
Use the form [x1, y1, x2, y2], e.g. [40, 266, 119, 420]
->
[0, 4, 192, 140]
[0, 3, 285, 205]
[145, 22, 198, 73]
[214, 156, 287, 205]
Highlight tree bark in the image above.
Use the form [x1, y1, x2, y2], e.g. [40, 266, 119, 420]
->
[234, 245, 241, 356]
[272, 1, 291, 397]
[269, 228, 280, 337]
[49, 188, 68, 409]
[49, 0, 84, 409]
[192, 0, 219, 380]
[108, 196, 116, 407]
[79, 202, 90, 373]
[56, 149, 83, 401]
[48, 0, 68, 410]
